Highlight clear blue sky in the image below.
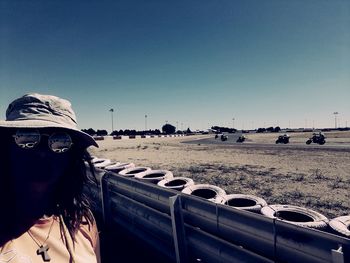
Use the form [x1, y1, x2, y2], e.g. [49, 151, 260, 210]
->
[1, 0, 349, 132]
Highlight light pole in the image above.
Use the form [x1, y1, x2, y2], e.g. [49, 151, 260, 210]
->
[333, 112, 339, 128]
[232, 117, 235, 129]
[109, 108, 114, 134]
[145, 114, 148, 131]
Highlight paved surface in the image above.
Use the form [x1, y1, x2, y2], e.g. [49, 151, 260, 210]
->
[183, 133, 350, 152]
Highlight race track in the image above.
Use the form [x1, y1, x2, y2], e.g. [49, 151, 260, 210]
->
[183, 133, 350, 152]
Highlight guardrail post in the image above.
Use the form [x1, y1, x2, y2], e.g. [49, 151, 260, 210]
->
[332, 245, 344, 263]
[170, 195, 188, 263]
[101, 171, 112, 227]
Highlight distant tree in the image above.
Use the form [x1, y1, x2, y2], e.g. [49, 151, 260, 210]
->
[211, 126, 237, 133]
[154, 129, 161, 135]
[266, 127, 274, 132]
[124, 129, 137, 135]
[81, 128, 96, 135]
[162, 124, 176, 134]
[96, 129, 108, 136]
[111, 130, 119, 136]
[274, 126, 281, 132]
[256, 128, 266, 133]
[186, 127, 192, 134]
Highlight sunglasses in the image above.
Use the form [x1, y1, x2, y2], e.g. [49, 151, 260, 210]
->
[12, 129, 73, 153]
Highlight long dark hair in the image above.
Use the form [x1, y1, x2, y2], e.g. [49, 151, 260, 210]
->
[0, 131, 12, 245]
[53, 144, 97, 241]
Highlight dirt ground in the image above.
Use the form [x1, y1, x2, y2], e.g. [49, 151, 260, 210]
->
[89, 131, 350, 219]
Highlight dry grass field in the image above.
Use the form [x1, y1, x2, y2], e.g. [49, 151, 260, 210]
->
[89, 131, 350, 219]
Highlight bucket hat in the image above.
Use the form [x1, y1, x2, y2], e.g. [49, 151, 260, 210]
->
[0, 93, 98, 148]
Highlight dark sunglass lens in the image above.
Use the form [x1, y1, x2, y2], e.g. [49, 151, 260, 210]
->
[48, 133, 73, 153]
[14, 130, 40, 149]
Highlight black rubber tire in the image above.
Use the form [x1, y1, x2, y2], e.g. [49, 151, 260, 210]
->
[118, 166, 152, 177]
[306, 140, 312, 145]
[104, 162, 135, 173]
[157, 177, 195, 191]
[329, 215, 350, 237]
[223, 194, 267, 212]
[91, 158, 112, 168]
[261, 204, 328, 229]
[93, 136, 104, 141]
[319, 140, 326, 145]
[182, 184, 226, 204]
[91, 157, 104, 164]
[135, 170, 173, 183]
[98, 161, 119, 169]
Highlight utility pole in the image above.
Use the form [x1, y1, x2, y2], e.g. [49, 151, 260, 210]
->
[232, 117, 235, 129]
[333, 112, 339, 128]
[109, 108, 114, 134]
[145, 114, 148, 131]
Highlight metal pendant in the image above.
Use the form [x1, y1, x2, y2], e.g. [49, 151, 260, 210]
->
[37, 245, 51, 262]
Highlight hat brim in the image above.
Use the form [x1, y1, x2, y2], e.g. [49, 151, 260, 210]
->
[0, 119, 98, 148]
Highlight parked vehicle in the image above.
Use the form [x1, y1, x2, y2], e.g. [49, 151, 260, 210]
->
[221, 134, 228, 141]
[306, 132, 326, 145]
[276, 134, 290, 144]
[236, 135, 246, 143]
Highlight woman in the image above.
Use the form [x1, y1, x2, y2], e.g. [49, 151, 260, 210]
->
[0, 93, 100, 263]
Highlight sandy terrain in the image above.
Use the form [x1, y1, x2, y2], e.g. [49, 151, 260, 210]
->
[89, 131, 350, 219]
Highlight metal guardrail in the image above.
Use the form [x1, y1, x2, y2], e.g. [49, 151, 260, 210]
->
[86, 170, 350, 263]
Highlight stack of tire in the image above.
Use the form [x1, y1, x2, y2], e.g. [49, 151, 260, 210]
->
[91, 157, 113, 169]
[329, 215, 350, 237]
[181, 184, 227, 204]
[105, 162, 136, 173]
[135, 170, 173, 184]
[91, 157, 175, 184]
[157, 177, 194, 191]
[261, 204, 329, 230]
[118, 166, 152, 177]
[90, 156, 349, 235]
[223, 194, 268, 213]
